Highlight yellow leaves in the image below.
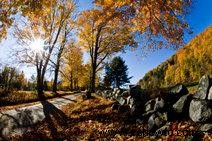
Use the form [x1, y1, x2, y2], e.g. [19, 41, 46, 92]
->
[142, 26, 212, 88]
[95, 0, 192, 49]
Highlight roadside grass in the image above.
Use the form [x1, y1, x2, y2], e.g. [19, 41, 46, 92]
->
[0, 90, 75, 106]
[13, 94, 210, 141]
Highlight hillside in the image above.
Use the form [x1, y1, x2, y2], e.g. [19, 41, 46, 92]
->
[139, 26, 212, 89]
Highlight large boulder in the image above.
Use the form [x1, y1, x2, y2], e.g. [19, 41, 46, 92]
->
[117, 97, 126, 106]
[148, 112, 168, 131]
[173, 94, 192, 114]
[166, 84, 188, 106]
[189, 99, 212, 122]
[144, 99, 155, 112]
[144, 97, 165, 112]
[193, 75, 211, 99]
[128, 85, 148, 116]
[154, 97, 165, 111]
[170, 84, 188, 96]
[130, 100, 144, 116]
[129, 85, 148, 101]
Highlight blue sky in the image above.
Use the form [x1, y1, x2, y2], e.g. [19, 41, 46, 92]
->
[0, 0, 211, 84]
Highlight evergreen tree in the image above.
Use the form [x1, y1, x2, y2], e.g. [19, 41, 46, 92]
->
[104, 57, 131, 88]
[103, 63, 112, 88]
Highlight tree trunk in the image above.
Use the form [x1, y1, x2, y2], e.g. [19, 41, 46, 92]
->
[52, 66, 59, 93]
[89, 26, 102, 93]
[90, 61, 97, 93]
[70, 72, 73, 91]
[37, 73, 44, 99]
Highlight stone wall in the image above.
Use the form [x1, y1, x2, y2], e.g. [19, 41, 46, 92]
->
[96, 74, 212, 137]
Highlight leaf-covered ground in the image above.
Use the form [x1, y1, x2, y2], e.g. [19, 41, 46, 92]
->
[13, 95, 211, 141]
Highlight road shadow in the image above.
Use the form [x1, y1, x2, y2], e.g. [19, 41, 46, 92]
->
[40, 100, 72, 140]
[60, 97, 77, 102]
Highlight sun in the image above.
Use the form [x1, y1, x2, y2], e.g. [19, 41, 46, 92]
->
[29, 38, 45, 53]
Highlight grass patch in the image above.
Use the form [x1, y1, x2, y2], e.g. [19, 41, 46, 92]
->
[12, 94, 210, 141]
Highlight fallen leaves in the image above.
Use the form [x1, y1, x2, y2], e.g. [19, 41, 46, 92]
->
[12, 94, 211, 140]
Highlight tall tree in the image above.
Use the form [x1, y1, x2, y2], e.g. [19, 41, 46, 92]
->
[13, 0, 76, 97]
[105, 57, 131, 88]
[62, 44, 84, 91]
[77, 9, 137, 92]
[51, 1, 76, 93]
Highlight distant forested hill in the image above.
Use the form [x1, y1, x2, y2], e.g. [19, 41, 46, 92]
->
[139, 26, 212, 89]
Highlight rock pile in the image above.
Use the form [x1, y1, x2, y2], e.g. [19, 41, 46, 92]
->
[96, 74, 212, 136]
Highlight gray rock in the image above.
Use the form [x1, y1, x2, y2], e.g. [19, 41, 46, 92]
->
[170, 84, 188, 96]
[148, 114, 156, 131]
[113, 88, 121, 95]
[193, 75, 211, 99]
[126, 96, 131, 105]
[173, 94, 192, 114]
[189, 99, 212, 122]
[167, 84, 188, 105]
[154, 97, 165, 111]
[144, 97, 164, 113]
[155, 122, 170, 136]
[208, 86, 212, 100]
[155, 112, 168, 127]
[117, 97, 126, 106]
[144, 99, 155, 112]
[128, 97, 135, 109]
[148, 112, 168, 131]
[199, 123, 212, 132]
[129, 99, 144, 116]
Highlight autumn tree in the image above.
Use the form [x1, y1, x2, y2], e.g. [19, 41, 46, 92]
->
[139, 26, 212, 88]
[62, 44, 84, 91]
[95, 0, 192, 49]
[0, 0, 54, 41]
[13, 0, 76, 97]
[51, 1, 76, 93]
[0, 66, 27, 90]
[77, 9, 137, 92]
